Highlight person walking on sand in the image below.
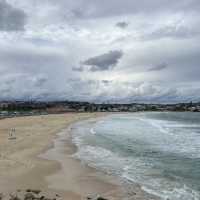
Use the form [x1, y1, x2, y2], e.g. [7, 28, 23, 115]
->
[8, 128, 16, 140]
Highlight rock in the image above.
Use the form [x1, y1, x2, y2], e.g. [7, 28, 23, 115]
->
[24, 193, 35, 200]
[30, 190, 41, 195]
[96, 197, 108, 200]
[128, 191, 136, 196]
[87, 196, 108, 200]
[1, 190, 61, 200]
[86, 195, 96, 200]
[43, 198, 53, 200]
[9, 195, 21, 200]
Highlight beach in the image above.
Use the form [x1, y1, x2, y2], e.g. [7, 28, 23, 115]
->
[0, 113, 126, 200]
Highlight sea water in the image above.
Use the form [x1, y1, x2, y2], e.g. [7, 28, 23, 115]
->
[71, 112, 200, 200]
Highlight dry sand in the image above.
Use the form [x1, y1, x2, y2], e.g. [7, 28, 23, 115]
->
[0, 113, 158, 200]
[0, 113, 124, 200]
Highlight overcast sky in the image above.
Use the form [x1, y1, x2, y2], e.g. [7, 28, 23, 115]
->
[0, 0, 200, 103]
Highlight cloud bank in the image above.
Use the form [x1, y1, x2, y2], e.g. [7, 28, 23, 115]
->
[0, 0, 199, 103]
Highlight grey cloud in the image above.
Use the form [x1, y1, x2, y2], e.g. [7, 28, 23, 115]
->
[148, 63, 168, 71]
[102, 80, 112, 85]
[71, 8, 85, 18]
[32, 75, 48, 87]
[0, 45, 66, 74]
[116, 22, 129, 29]
[26, 38, 55, 46]
[0, 72, 68, 101]
[54, 0, 200, 19]
[87, 81, 189, 104]
[0, 42, 75, 101]
[0, 0, 27, 31]
[144, 24, 200, 40]
[81, 50, 123, 71]
[123, 40, 200, 83]
[11, 0, 200, 26]
[72, 66, 84, 72]
[0, 0, 199, 103]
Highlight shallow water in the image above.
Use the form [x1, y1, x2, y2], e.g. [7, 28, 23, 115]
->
[71, 112, 200, 200]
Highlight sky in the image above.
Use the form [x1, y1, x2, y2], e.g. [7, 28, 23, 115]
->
[0, 0, 200, 103]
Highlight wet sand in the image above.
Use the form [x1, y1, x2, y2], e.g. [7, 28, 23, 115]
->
[40, 126, 125, 200]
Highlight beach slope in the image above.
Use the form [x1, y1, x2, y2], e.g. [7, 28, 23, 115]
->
[0, 113, 123, 200]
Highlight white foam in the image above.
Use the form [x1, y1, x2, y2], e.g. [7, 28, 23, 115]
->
[141, 184, 200, 200]
[74, 143, 200, 200]
[71, 113, 200, 200]
[90, 128, 96, 135]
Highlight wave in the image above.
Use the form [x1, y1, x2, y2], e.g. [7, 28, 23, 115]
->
[90, 128, 96, 135]
[71, 113, 200, 200]
[73, 142, 200, 200]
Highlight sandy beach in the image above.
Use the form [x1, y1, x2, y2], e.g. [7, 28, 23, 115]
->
[0, 113, 159, 200]
[0, 113, 125, 200]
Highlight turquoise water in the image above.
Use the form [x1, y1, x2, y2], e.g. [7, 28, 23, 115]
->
[71, 112, 200, 200]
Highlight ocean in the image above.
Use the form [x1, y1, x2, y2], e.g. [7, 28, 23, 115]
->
[71, 112, 200, 200]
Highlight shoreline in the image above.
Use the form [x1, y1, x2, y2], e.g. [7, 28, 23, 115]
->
[40, 124, 124, 200]
[0, 113, 158, 200]
[40, 114, 160, 200]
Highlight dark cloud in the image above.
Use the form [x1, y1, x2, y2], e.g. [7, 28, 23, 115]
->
[148, 63, 168, 71]
[0, 0, 27, 31]
[81, 50, 123, 71]
[102, 80, 112, 85]
[116, 21, 129, 29]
